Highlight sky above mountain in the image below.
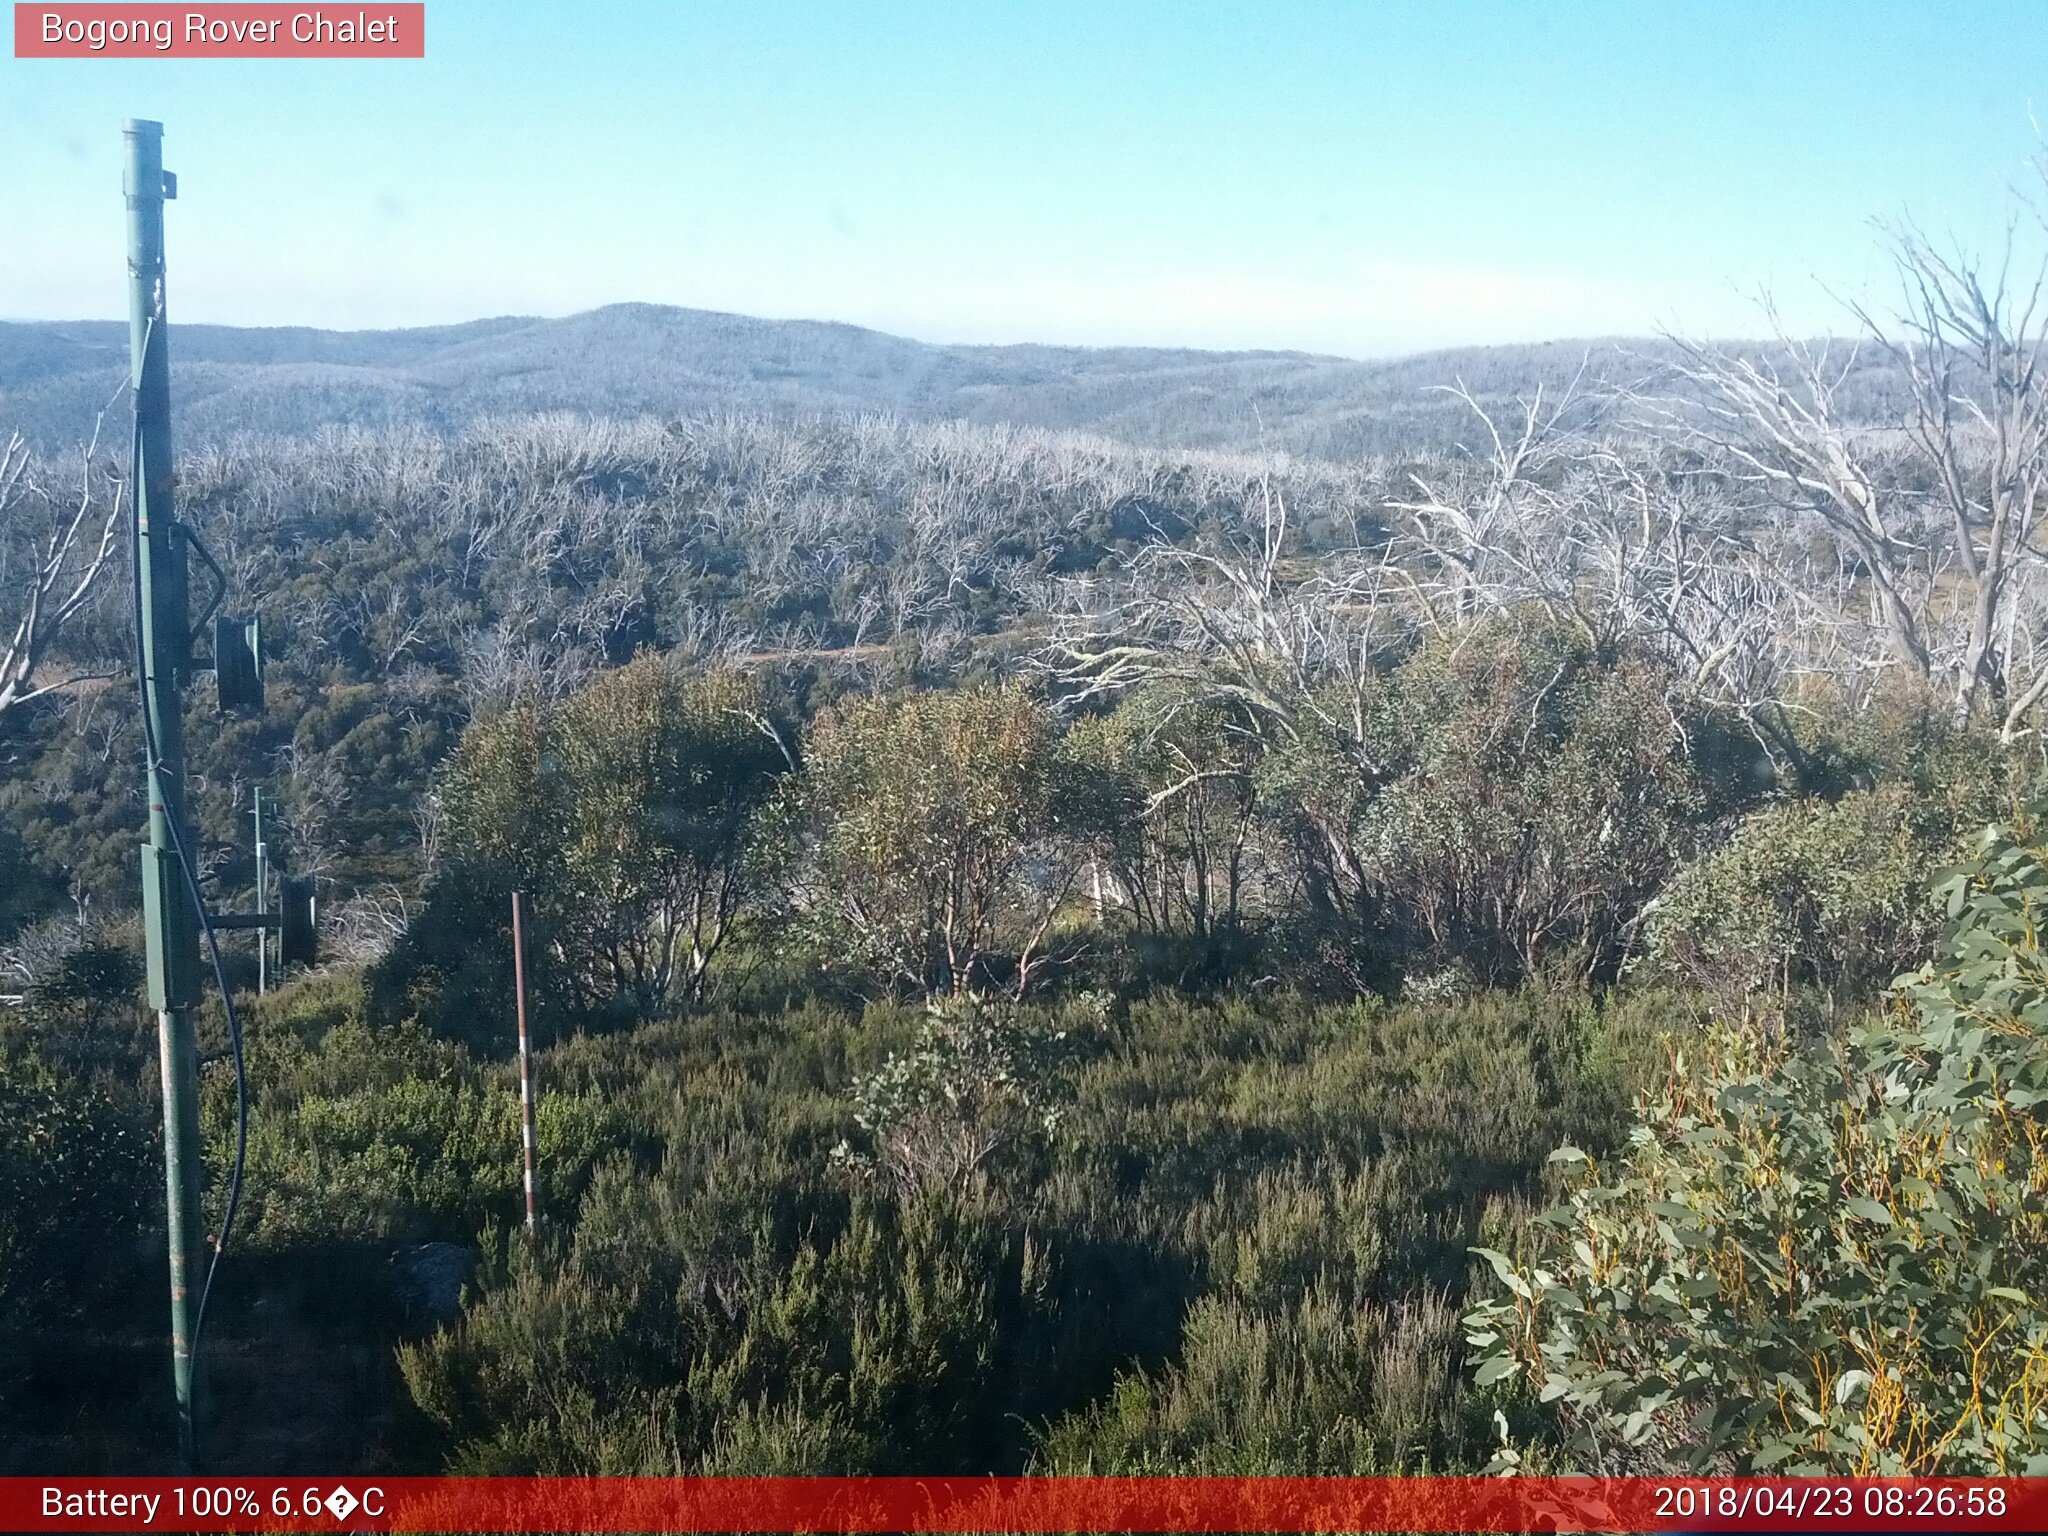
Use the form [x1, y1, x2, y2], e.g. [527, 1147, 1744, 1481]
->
[7, 1, 2048, 354]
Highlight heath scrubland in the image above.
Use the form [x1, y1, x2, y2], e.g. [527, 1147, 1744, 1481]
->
[6, 221, 2048, 1475]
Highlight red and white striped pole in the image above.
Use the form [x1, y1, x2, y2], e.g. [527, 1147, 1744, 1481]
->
[510, 890, 539, 1240]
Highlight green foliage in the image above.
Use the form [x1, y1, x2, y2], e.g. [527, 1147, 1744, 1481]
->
[0, 816, 63, 938]
[401, 1178, 1052, 1474]
[374, 698, 561, 1044]
[19, 939, 142, 1031]
[1037, 1289, 1465, 1473]
[835, 993, 1097, 1197]
[14, 352, 2046, 1479]
[1646, 784, 1963, 1013]
[0, 1045, 146, 1321]
[1269, 620, 1708, 986]
[550, 659, 790, 1013]
[1468, 818, 2048, 1474]
[1789, 685, 2019, 810]
[1065, 689, 1263, 945]
[393, 983, 1659, 1475]
[790, 684, 1095, 995]
[436, 697, 558, 891]
[201, 974, 626, 1249]
[384, 658, 787, 1038]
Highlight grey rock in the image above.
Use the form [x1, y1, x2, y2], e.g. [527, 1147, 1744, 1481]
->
[390, 1241, 473, 1326]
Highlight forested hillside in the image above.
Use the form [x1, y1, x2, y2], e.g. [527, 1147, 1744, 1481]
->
[0, 305, 1912, 460]
[5, 231, 2048, 1477]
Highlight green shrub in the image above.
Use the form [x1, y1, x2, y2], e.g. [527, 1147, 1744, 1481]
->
[1644, 784, 1959, 1013]
[1468, 817, 2048, 1474]
[1036, 1288, 1467, 1473]
[203, 995, 626, 1249]
[2, 936, 148, 1081]
[788, 684, 1097, 995]
[1790, 685, 2019, 809]
[0, 1046, 147, 1321]
[389, 984, 1659, 1477]
[834, 994, 1097, 1197]
[216, 1072, 622, 1247]
[399, 1171, 1054, 1474]
[1267, 619, 1708, 986]
[19, 940, 141, 1032]
[1064, 688, 1263, 944]
[381, 658, 787, 1041]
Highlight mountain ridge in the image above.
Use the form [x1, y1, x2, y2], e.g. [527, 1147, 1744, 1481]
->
[0, 302, 1810, 457]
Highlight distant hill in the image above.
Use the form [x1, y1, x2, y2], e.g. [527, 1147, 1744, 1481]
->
[0, 303, 1898, 458]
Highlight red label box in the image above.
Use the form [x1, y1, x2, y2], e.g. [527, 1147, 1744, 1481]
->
[14, 3, 424, 57]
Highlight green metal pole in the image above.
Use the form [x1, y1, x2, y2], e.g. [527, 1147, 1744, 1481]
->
[253, 787, 268, 995]
[126, 117, 205, 1474]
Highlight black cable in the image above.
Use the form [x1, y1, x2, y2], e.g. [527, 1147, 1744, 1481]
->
[129, 387, 249, 1374]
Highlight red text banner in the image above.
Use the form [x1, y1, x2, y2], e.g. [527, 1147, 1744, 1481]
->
[14, 4, 424, 57]
[2, 1475, 2044, 1533]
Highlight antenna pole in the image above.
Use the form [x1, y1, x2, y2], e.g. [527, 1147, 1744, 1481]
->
[511, 890, 539, 1238]
[126, 117, 205, 1472]
[253, 787, 268, 994]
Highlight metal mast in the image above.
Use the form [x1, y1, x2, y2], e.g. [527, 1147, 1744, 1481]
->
[512, 891, 540, 1238]
[125, 117, 205, 1472]
[253, 786, 268, 994]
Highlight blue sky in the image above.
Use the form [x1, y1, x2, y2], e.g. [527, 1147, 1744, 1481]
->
[5, 1, 2048, 355]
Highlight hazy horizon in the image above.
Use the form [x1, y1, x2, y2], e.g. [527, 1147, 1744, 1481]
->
[10, 2, 2048, 354]
[0, 297, 1842, 365]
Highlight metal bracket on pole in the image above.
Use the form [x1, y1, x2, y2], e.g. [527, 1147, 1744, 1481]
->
[140, 842, 196, 1011]
[183, 524, 227, 645]
[214, 612, 264, 712]
[279, 874, 318, 966]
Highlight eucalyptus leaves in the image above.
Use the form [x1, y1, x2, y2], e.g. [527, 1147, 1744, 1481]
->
[833, 993, 1100, 1197]
[1469, 816, 2048, 1475]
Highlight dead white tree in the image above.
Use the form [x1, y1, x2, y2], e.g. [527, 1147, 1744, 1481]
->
[1666, 214, 2048, 740]
[1048, 472, 1407, 760]
[1880, 223, 2048, 734]
[1387, 377, 1591, 632]
[0, 417, 126, 725]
